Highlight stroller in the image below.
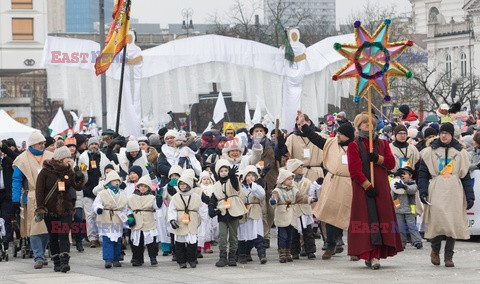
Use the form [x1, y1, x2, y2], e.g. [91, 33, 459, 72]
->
[11, 212, 32, 259]
[0, 218, 8, 261]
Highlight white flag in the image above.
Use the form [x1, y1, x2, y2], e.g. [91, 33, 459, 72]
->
[252, 99, 262, 123]
[212, 92, 228, 124]
[70, 111, 84, 134]
[48, 107, 69, 136]
[245, 102, 252, 127]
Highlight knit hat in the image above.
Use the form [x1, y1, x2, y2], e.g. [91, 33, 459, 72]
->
[436, 104, 449, 117]
[129, 165, 143, 178]
[408, 128, 418, 139]
[158, 127, 168, 137]
[175, 131, 187, 141]
[199, 170, 215, 183]
[102, 129, 115, 136]
[137, 136, 149, 144]
[75, 134, 87, 147]
[286, 159, 303, 173]
[168, 165, 183, 178]
[424, 114, 440, 123]
[126, 140, 140, 152]
[423, 127, 437, 138]
[353, 112, 377, 130]
[53, 146, 71, 160]
[65, 137, 77, 147]
[105, 170, 121, 185]
[383, 125, 392, 133]
[28, 131, 45, 146]
[88, 137, 99, 147]
[222, 138, 245, 155]
[439, 123, 454, 137]
[215, 159, 231, 175]
[429, 122, 440, 132]
[178, 169, 195, 188]
[164, 130, 178, 139]
[276, 168, 294, 185]
[337, 111, 346, 121]
[399, 104, 410, 116]
[242, 165, 259, 177]
[326, 115, 335, 122]
[394, 125, 408, 136]
[148, 134, 161, 146]
[337, 123, 355, 140]
[137, 175, 152, 189]
[45, 136, 55, 148]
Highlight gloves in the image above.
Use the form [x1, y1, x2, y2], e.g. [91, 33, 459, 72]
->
[168, 178, 178, 187]
[368, 153, 379, 163]
[420, 194, 429, 205]
[75, 170, 84, 181]
[127, 214, 136, 227]
[208, 206, 219, 218]
[201, 192, 210, 204]
[316, 177, 324, 185]
[394, 181, 406, 190]
[12, 202, 20, 215]
[35, 213, 45, 223]
[170, 220, 180, 229]
[365, 187, 377, 198]
[277, 132, 286, 148]
[269, 198, 277, 205]
[119, 182, 127, 190]
[228, 165, 238, 179]
[260, 164, 271, 178]
[96, 208, 103, 215]
[467, 199, 474, 210]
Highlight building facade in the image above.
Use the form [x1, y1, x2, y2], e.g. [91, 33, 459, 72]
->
[65, 0, 113, 33]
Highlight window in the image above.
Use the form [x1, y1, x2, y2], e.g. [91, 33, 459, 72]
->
[12, 0, 32, 9]
[12, 18, 33, 40]
[21, 84, 32, 97]
[0, 84, 8, 98]
[460, 52, 467, 77]
[446, 54, 451, 78]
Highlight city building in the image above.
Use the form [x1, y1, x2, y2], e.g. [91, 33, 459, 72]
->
[47, 0, 65, 33]
[65, 0, 114, 33]
[263, 0, 336, 32]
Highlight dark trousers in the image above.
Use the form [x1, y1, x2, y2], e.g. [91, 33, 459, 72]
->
[431, 235, 455, 258]
[170, 233, 175, 254]
[326, 223, 343, 249]
[0, 192, 12, 243]
[72, 208, 84, 245]
[278, 226, 294, 249]
[102, 236, 121, 261]
[131, 233, 158, 263]
[175, 241, 197, 264]
[45, 216, 72, 255]
[245, 235, 266, 257]
[292, 224, 316, 255]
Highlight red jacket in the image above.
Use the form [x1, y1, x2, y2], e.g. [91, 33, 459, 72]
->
[403, 111, 418, 122]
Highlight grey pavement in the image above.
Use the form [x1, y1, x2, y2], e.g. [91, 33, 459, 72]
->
[1, 232, 480, 284]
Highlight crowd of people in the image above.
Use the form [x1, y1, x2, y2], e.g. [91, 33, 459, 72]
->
[0, 103, 476, 272]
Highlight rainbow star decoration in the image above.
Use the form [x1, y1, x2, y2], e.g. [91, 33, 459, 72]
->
[332, 19, 413, 103]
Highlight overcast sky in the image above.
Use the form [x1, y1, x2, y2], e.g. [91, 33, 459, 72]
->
[130, 0, 412, 28]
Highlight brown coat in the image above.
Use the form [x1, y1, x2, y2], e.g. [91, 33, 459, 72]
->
[35, 159, 84, 217]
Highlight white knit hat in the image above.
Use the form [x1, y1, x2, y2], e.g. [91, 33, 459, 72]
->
[199, 171, 215, 183]
[137, 175, 152, 189]
[88, 137, 99, 147]
[178, 169, 196, 188]
[53, 146, 71, 161]
[105, 170, 121, 185]
[277, 168, 294, 185]
[242, 165, 258, 177]
[164, 130, 178, 139]
[168, 165, 183, 178]
[286, 159, 303, 173]
[28, 131, 45, 146]
[126, 140, 140, 152]
[222, 138, 245, 156]
[175, 131, 187, 141]
[215, 159, 231, 175]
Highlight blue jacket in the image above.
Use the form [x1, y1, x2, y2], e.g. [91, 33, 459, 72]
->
[12, 147, 45, 204]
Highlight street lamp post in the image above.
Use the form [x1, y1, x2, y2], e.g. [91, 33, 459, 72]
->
[182, 8, 194, 37]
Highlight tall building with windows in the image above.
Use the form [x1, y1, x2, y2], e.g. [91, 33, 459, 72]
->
[263, 0, 336, 32]
[65, 0, 114, 33]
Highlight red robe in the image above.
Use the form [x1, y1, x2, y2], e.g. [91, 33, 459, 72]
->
[346, 137, 404, 259]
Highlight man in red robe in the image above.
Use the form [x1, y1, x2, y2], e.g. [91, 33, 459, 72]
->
[346, 112, 404, 270]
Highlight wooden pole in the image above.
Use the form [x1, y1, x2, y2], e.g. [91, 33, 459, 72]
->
[275, 118, 280, 168]
[367, 88, 375, 187]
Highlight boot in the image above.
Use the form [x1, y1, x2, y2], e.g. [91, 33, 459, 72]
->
[300, 247, 307, 257]
[264, 239, 270, 249]
[286, 248, 293, 262]
[322, 248, 336, 260]
[307, 252, 316, 259]
[76, 242, 84, 252]
[113, 260, 122, 267]
[259, 255, 267, 264]
[215, 251, 228, 267]
[238, 254, 247, 264]
[197, 250, 203, 259]
[228, 251, 237, 266]
[59, 253, 70, 273]
[371, 258, 380, 270]
[444, 257, 454, 267]
[246, 253, 253, 262]
[104, 260, 112, 269]
[430, 251, 440, 266]
[279, 249, 286, 263]
[52, 254, 61, 272]
[335, 246, 344, 254]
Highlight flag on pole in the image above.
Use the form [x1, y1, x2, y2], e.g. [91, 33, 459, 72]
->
[212, 92, 228, 124]
[252, 99, 262, 123]
[95, 0, 131, 76]
[245, 102, 252, 127]
[70, 111, 84, 134]
[48, 107, 70, 138]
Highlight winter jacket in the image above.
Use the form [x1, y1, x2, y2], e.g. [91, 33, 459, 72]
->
[392, 179, 417, 214]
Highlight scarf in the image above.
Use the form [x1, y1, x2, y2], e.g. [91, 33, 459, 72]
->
[358, 130, 378, 140]
[28, 146, 44, 156]
[393, 141, 408, 148]
[294, 174, 303, 183]
[106, 182, 120, 194]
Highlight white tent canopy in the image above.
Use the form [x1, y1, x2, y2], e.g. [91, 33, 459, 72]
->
[0, 109, 38, 145]
[42, 33, 355, 132]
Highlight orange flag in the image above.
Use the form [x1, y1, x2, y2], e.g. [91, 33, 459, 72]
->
[95, 0, 131, 76]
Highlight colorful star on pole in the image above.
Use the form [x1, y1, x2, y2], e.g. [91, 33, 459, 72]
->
[332, 19, 413, 103]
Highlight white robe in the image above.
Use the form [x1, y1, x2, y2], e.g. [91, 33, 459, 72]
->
[238, 183, 265, 241]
